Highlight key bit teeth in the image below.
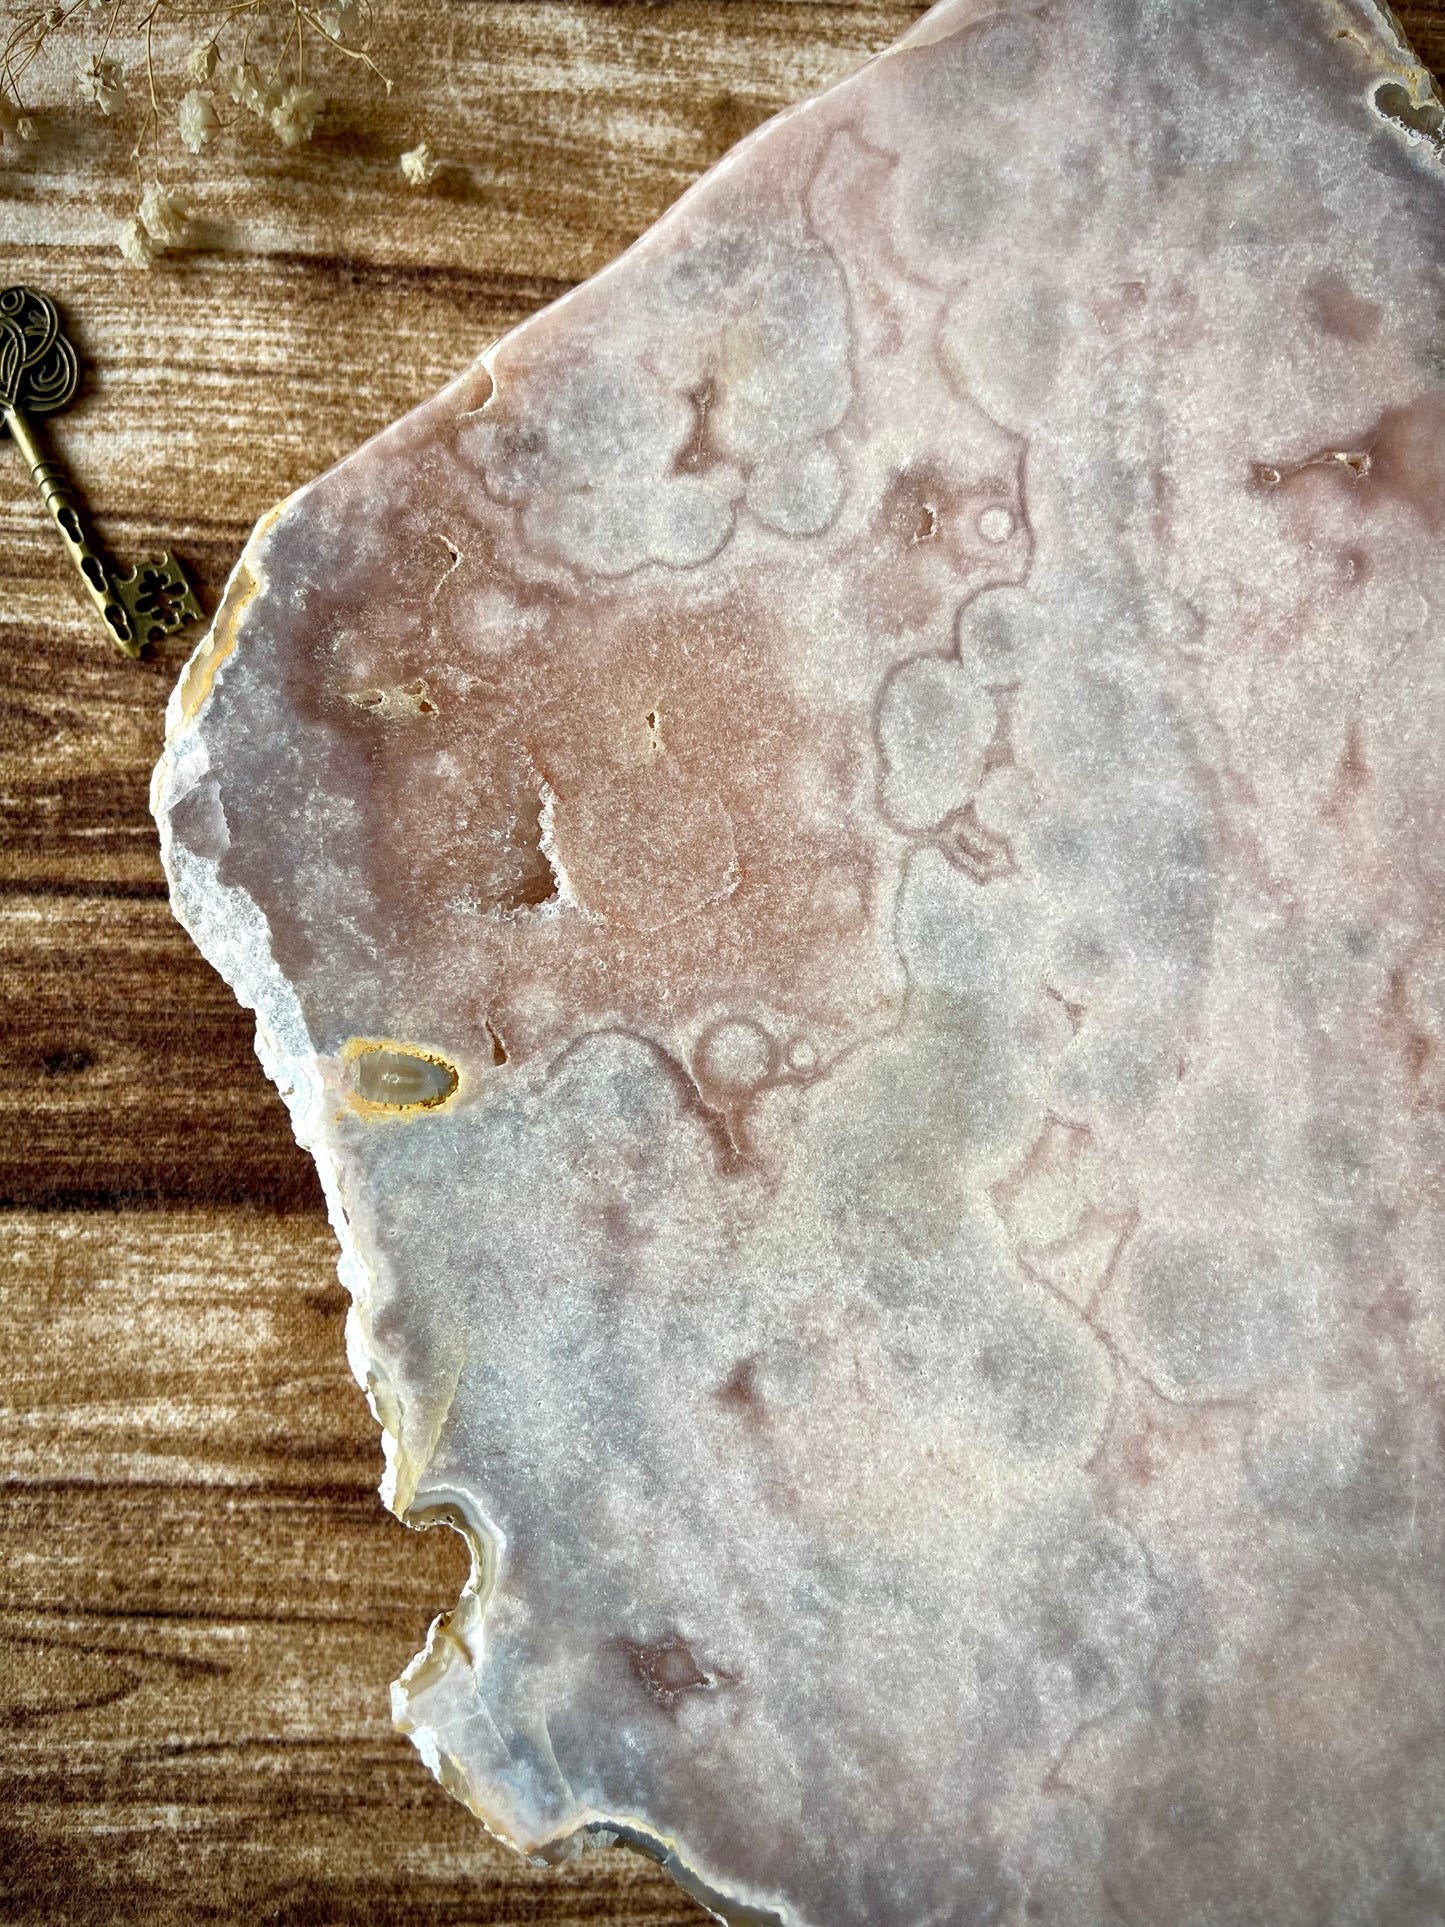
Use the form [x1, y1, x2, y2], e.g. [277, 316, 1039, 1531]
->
[112, 552, 205, 653]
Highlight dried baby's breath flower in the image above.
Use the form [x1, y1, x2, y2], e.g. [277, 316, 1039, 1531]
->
[118, 213, 158, 267]
[317, 1, 361, 44]
[0, 90, 36, 143]
[185, 40, 218, 86]
[270, 83, 321, 148]
[76, 52, 124, 115]
[139, 180, 188, 245]
[224, 58, 281, 119]
[118, 182, 187, 265]
[178, 88, 218, 153]
[400, 137, 438, 186]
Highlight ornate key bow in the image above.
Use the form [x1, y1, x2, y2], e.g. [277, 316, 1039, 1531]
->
[1, 285, 203, 655]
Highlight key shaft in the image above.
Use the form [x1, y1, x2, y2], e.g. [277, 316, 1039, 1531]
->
[4, 397, 139, 653]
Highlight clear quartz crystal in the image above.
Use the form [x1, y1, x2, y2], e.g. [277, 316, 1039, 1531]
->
[154, 3, 1445, 1920]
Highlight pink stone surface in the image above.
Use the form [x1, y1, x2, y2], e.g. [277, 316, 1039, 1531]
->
[154, 3, 1445, 1921]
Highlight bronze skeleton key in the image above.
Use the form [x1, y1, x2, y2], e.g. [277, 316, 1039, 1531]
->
[0, 285, 202, 656]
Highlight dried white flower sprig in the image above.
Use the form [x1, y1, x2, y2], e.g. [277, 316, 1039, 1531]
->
[76, 52, 126, 115]
[0, 91, 37, 144]
[1, 1, 398, 265]
[177, 86, 217, 152]
[119, 180, 187, 265]
[399, 136, 437, 186]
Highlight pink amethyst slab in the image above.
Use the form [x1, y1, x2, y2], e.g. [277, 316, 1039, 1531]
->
[154, 3, 1445, 1922]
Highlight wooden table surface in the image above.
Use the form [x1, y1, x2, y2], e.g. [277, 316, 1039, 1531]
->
[3, 4, 1444, 1921]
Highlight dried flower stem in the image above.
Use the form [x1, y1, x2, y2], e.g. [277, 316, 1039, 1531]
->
[3, 1, 387, 133]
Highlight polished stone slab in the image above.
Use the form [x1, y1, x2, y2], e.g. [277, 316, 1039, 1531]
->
[155, 3, 1445, 1920]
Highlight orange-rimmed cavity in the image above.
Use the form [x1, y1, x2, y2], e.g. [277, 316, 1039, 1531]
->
[343, 1039, 460, 1115]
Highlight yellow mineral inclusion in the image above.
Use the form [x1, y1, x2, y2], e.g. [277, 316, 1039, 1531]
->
[343, 1038, 461, 1116]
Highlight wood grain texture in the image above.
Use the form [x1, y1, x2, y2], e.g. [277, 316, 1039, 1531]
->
[3, 4, 1443, 1920]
